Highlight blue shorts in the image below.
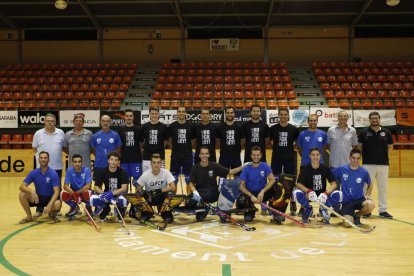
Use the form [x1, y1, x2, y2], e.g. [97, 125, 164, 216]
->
[29, 195, 54, 207]
[121, 162, 142, 178]
[340, 198, 365, 216]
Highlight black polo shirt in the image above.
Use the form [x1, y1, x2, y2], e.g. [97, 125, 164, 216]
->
[358, 126, 393, 165]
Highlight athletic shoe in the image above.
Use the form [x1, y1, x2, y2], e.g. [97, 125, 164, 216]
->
[297, 207, 304, 217]
[271, 214, 285, 225]
[302, 206, 313, 223]
[362, 212, 371, 218]
[353, 215, 361, 226]
[379, 212, 393, 219]
[319, 207, 330, 224]
[68, 206, 79, 217]
[244, 211, 255, 222]
[290, 201, 297, 216]
[93, 206, 103, 217]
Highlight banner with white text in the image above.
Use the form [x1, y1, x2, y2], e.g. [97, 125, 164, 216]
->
[353, 110, 396, 127]
[59, 110, 100, 127]
[310, 107, 353, 127]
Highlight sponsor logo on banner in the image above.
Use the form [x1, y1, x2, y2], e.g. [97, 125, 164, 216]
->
[141, 110, 177, 125]
[234, 110, 266, 123]
[59, 110, 100, 127]
[266, 110, 279, 126]
[101, 111, 141, 127]
[396, 108, 414, 126]
[18, 111, 59, 128]
[209, 38, 239, 51]
[291, 109, 309, 127]
[353, 110, 396, 127]
[186, 111, 224, 125]
[0, 111, 18, 128]
[310, 108, 353, 127]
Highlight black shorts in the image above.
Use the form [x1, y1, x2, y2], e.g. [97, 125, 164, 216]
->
[29, 195, 53, 208]
[340, 198, 365, 216]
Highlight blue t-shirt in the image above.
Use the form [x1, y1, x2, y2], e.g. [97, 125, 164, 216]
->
[240, 162, 272, 193]
[90, 130, 122, 168]
[24, 168, 60, 197]
[298, 129, 327, 166]
[332, 165, 371, 204]
[64, 166, 92, 191]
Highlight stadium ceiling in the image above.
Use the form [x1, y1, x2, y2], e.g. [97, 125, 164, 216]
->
[0, 0, 413, 31]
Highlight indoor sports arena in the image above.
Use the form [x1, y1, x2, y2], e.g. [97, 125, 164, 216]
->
[1, 1, 414, 275]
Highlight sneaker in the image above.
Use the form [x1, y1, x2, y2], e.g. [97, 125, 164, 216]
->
[244, 211, 255, 222]
[363, 213, 371, 218]
[68, 206, 79, 217]
[353, 215, 361, 226]
[302, 206, 313, 223]
[319, 207, 330, 224]
[290, 201, 297, 216]
[93, 206, 103, 217]
[297, 207, 304, 217]
[379, 212, 393, 219]
[271, 214, 285, 225]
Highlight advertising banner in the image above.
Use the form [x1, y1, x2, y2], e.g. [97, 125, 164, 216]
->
[141, 110, 177, 125]
[353, 110, 396, 127]
[101, 110, 141, 127]
[0, 111, 18, 128]
[310, 107, 353, 127]
[209, 38, 239, 51]
[396, 108, 414, 126]
[59, 110, 100, 127]
[267, 109, 310, 127]
[18, 111, 59, 128]
[186, 110, 224, 125]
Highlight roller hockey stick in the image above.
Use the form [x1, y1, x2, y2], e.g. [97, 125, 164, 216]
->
[319, 202, 375, 233]
[260, 202, 306, 228]
[78, 202, 102, 232]
[204, 202, 256, 231]
[139, 219, 167, 231]
[113, 202, 132, 235]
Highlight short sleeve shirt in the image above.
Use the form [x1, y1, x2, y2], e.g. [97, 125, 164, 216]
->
[137, 168, 175, 192]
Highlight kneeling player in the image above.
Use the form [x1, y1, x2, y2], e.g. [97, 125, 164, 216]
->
[293, 147, 339, 223]
[61, 154, 93, 220]
[134, 153, 176, 223]
[332, 149, 375, 226]
[237, 146, 277, 223]
[187, 147, 244, 221]
[90, 152, 129, 222]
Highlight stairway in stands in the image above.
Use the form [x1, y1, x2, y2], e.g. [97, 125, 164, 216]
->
[289, 67, 326, 108]
[123, 67, 159, 110]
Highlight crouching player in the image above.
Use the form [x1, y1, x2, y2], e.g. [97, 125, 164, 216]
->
[332, 149, 375, 226]
[293, 147, 340, 223]
[187, 147, 244, 221]
[134, 153, 176, 223]
[90, 152, 128, 222]
[237, 146, 277, 223]
[61, 154, 93, 220]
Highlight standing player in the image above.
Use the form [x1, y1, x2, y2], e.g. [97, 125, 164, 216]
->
[141, 106, 168, 172]
[168, 106, 196, 188]
[237, 146, 277, 223]
[269, 108, 299, 215]
[90, 114, 122, 178]
[332, 149, 375, 226]
[18, 151, 62, 223]
[60, 154, 93, 220]
[216, 106, 245, 171]
[297, 114, 327, 167]
[358, 111, 393, 219]
[243, 104, 269, 163]
[118, 109, 143, 191]
[135, 153, 176, 223]
[293, 148, 339, 223]
[90, 152, 129, 222]
[63, 113, 93, 169]
[194, 108, 217, 163]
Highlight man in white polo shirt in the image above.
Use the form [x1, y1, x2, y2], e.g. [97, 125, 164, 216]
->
[32, 113, 65, 217]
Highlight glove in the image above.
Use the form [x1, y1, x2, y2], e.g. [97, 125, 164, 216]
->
[242, 162, 252, 168]
[71, 192, 81, 203]
[192, 191, 202, 202]
[317, 192, 328, 204]
[99, 192, 114, 203]
[307, 190, 317, 202]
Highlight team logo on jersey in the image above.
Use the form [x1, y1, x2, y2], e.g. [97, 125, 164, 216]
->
[109, 138, 114, 143]
[46, 177, 50, 183]
[380, 132, 385, 137]
[318, 137, 323, 142]
[305, 136, 310, 142]
[356, 178, 362, 183]
[97, 138, 101, 144]
[81, 173, 86, 179]
[260, 171, 265, 177]
[342, 174, 348, 181]
[208, 170, 213, 177]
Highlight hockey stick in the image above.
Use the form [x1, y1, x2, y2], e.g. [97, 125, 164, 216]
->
[260, 202, 306, 228]
[113, 202, 132, 235]
[78, 202, 102, 232]
[204, 202, 256, 231]
[319, 202, 375, 233]
[139, 219, 167, 231]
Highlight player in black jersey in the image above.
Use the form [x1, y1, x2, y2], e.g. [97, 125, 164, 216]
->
[194, 108, 217, 163]
[243, 104, 269, 163]
[168, 106, 196, 187]
[216, 106, 245, 172]
[141, 106, 168, 173]
[118, 109, 143, 190]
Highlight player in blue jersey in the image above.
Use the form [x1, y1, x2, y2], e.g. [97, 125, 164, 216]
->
[18, 151, 62, 223]
[297, 114, 327, 167]
[237, 146, 278, 223]
[60, 154, 93, 220]
[90, 114, 122, 178]
[293, 147, 340, 224]
[332, 148, 375, 226]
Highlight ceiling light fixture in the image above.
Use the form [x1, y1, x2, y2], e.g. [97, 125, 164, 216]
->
[386, 0, 400, 6]
[55, 0, 68, 10]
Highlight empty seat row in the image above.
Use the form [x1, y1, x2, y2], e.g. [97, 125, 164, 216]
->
[162, 62, 287, 69]
[324, 90, 414, 99]
[157, 75, 291, 84]
[0, 99, 122, 110]
[1, 83, 129, 93]
[0, 75, 133, 85]
[152, 90, 296, 100]
[327, 99, 414, 109]
[312, 61, 413, 68]
[159, 68, 289, 76]
[5, 63, 137, 70]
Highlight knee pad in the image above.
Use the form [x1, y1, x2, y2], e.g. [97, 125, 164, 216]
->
[236, 194, 252, 209]
[329, 190, 343, 203]
[81, 190, 91, 202]
[117, 195, 128, 208]
[292, 190, 309, 207]
[90, 194, 103, 207]
[60, 191, 71, 202]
